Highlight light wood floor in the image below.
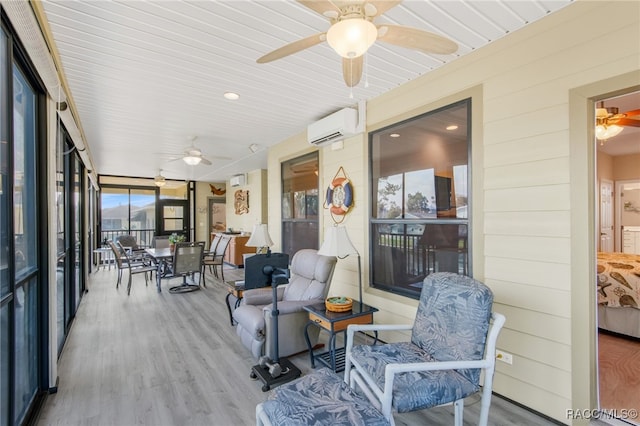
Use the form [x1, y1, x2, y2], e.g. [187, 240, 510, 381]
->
[598, 331, 640, 421]
[37, 266, 562, 426]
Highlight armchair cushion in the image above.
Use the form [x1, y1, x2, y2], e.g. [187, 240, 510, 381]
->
[350, 342, 479, 413]
[411, 272, 493, 385]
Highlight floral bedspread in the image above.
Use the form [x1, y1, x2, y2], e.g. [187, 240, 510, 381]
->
[597, 252, 640, 310]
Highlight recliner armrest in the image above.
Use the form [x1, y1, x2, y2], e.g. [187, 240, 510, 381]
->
[243, 287, 285, 305]
[263, 299, 320, 315]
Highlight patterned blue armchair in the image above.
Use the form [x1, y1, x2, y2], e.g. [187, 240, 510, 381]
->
[344, 272, 506, 426]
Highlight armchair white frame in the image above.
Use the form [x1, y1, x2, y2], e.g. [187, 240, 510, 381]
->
[343, 272, 506, 426]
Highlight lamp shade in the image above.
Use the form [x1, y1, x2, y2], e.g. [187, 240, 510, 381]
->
[246, 223, 274, 248]
[154, 176, 166, 187]
[318, 225, 358, 258]
[326, 18, 377, 58]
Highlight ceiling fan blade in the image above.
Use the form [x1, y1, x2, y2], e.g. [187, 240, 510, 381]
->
[365, 0, 402, 17]
[296, 0, 341, 17]
[623, 109, 640, 117]
[615, 118, 640, 127]
[377, 24, 458, 55]
[342, 56, 363, 87]
[200, 157, 212, 166]
[257, 33, 326, 63]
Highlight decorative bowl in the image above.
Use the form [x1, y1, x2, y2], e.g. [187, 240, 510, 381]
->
[325, 296, 353, 312]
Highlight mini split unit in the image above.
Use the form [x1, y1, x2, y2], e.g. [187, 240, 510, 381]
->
[307, 101, 365, 147]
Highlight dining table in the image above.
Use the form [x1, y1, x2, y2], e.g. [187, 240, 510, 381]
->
[144, 247, 174, 292]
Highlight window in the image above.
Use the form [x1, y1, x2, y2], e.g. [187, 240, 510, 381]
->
[100, 186, 156, 246]
[281, 152, 319, 258]
[370, 99, 471, 298]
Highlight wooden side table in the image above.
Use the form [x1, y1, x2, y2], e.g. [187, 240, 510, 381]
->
[303, 302, 378, 372]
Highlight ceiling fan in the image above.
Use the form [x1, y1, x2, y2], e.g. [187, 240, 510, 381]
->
[154, 169, 167, 187]
[166, 136, 230, 166]
[257, 0, 458, 87]
[595, 102, 640, 141]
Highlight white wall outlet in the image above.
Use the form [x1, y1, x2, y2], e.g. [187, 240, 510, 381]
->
[496, 350, 513, 365]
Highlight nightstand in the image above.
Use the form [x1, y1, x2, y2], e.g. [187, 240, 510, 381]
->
[303, 302, 378, 372]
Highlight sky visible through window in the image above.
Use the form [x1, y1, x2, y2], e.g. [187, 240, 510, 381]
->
[101, 193, 152, 209]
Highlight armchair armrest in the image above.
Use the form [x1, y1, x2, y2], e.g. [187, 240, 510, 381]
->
[243, 287, 284, 305]
[263, 299, 319, 315]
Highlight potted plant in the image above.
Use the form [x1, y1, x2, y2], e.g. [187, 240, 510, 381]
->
[168, 233, 186, 252]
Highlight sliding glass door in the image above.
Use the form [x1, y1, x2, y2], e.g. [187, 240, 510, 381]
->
[1, 20, 49, 426]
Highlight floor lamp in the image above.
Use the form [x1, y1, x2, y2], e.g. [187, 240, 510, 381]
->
[318, 224, 363, 307]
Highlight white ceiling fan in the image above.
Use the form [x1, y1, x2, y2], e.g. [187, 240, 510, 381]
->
[257, 0, 458, 87]
[165, 136, 230, 166]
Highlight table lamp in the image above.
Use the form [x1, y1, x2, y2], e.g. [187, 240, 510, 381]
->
[318, 224, 362, 307]
[246, 223, 274, 254]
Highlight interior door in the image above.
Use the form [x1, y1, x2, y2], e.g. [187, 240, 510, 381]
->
[599, 179, 614, 252]
[159, 199, 189, 237]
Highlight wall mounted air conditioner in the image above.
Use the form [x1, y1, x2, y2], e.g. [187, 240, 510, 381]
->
[230, 174, 246, 187]
[307, 101, 365, 147]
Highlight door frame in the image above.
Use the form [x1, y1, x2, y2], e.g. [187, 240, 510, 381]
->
[569, 71, 640, 414]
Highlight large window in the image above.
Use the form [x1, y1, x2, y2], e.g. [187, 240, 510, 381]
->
[370, 99, 471, 298]
[100, 187, 156, 246]
[281, 152, 319, 258]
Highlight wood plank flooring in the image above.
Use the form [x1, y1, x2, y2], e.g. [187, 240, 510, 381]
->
[598, 331, 640, 421]
[37, 266, 562, 426]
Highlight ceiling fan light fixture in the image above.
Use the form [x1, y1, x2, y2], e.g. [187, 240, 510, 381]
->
[154, 170, 166, 187]
[183, 155, 202, 166]
[327, 19, 377, 58]
[595, 122, 624, 141]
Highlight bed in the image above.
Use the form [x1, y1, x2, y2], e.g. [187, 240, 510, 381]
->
[597, 252, 640, 339]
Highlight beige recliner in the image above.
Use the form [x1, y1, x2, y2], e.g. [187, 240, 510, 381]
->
[232, 249, 336, 359]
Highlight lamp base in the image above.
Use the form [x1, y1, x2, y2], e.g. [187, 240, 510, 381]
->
[250, 358, 301, 392]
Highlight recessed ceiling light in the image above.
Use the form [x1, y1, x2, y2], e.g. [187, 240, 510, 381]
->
[446, 125, 458, 131]
[224, 92, 240, 100]
[390, 133, 400, 138]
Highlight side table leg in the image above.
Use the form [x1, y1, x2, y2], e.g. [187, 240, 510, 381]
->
[225, 293, 234, 326]
[304, 322, 316, 368]
[329, 332, 337, 372]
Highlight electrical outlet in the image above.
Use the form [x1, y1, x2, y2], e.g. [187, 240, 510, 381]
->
[496, 350, 513, 365]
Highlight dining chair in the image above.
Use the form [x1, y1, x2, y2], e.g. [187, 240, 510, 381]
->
[344, 272, 506, 426]
[108, 240, 156, 295]
[168, 241, 205, 294]
[202, 234, 231, 283]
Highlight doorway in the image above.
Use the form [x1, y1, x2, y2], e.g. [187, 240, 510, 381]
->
[594, 90, 640, 423]
[208, 197, 226, 236]
[158, 199, 189, 237]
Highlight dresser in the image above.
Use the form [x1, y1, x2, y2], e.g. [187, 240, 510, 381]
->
[212, 233, 254, 267]
[622, 226, 640, 255]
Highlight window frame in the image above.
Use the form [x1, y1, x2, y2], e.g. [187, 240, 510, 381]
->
[368, 98, 472, 299]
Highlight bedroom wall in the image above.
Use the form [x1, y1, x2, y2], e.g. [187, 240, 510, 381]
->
[613, 153, 640, 181]
[597, 152, 613, 182]
[267, 1, 639, 423]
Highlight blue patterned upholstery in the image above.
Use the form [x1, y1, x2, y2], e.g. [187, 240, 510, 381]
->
[259, 368, 390, 426]
[349, 272, 495, 414]
[411, 272, 493, 384]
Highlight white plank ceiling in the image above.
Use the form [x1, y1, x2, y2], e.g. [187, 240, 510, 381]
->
[39, 0, 580, 182]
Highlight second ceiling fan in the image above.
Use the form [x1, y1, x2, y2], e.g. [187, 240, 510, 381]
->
[257, 0, 458, 87]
